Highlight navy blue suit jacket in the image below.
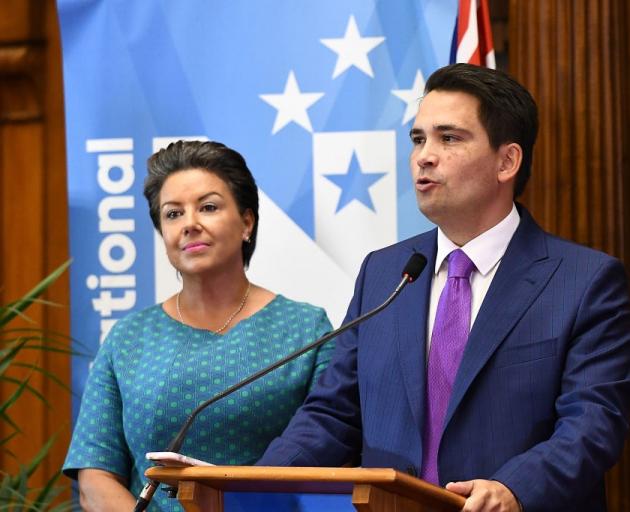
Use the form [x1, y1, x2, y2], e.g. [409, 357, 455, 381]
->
[259, 207, 630, 512]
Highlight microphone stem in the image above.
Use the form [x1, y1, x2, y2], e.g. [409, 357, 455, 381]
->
[134, 265, 420, 510]
[167, 272, 412, 454]
[133, 480, 158, 512]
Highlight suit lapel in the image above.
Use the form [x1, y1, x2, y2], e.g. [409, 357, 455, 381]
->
[443, 210, 561, 428]
[397, 231, 437, 429]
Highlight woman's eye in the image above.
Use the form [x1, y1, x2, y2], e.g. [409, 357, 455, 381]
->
[165, 209, 181, 220]
[201, 203, 217, 212]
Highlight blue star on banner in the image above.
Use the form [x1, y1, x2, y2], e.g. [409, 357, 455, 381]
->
[323, 151, 387, 213]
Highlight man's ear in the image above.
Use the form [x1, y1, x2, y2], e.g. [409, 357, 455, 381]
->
[497, 142, 522, 184]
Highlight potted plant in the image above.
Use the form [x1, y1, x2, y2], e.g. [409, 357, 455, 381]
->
[0, 261, 76, 511]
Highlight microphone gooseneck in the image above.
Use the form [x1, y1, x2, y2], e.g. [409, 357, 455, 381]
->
[133, 252, 427, 511]
[133, 481, 158, 512]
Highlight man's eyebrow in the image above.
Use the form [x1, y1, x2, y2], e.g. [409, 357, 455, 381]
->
[434, 124, 467, 132]
[409, 124, 474, 140]
[410, 124, 469, 133]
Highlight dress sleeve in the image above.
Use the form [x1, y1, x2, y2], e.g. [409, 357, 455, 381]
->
[307, 309, 334, 391]
[62, 325, 132, 481]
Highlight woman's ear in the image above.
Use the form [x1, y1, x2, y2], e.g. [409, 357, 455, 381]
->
[242, 209, 255, 240]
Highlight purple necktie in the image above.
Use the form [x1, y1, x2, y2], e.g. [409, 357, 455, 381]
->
[421, 249, 475, 484]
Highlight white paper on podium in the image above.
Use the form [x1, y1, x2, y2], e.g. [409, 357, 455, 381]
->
[146, 451, 215, 467]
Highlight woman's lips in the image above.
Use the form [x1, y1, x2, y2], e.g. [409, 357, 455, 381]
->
[182, 242, 210, 252]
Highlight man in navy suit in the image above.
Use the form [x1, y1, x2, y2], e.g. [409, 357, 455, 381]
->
[258, 64, 630, 511]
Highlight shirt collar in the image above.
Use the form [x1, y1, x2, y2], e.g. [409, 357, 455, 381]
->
[434, 203, 521, 276]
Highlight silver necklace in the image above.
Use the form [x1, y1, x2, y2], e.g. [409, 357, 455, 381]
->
[176, 282, 252, 334]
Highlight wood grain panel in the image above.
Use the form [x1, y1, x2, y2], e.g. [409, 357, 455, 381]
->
[511, 0, 627, 258]
[41, 0, 71, 485]
[0, 0, 38, 43]
[0, 121, 46, 473]
[0, 0, 70, 497]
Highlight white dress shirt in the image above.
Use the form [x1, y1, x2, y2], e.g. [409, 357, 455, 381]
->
[426, 204, 521, 356]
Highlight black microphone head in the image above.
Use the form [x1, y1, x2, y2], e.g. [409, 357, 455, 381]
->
[402, 253, 427, 282]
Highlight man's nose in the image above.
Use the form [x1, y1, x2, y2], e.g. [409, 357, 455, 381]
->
[414, 141, 438, 169]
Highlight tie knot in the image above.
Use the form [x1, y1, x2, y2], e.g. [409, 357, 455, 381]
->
[447, 249, 475, 278]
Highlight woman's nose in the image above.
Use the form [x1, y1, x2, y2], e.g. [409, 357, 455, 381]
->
[182, 211, 201, 234]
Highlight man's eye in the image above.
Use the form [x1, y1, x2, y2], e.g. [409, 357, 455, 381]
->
[412, 136, 425, 145]
[442, 134, 457, 142]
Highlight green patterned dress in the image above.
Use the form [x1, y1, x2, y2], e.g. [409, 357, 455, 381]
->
[63, 295, 333, 511]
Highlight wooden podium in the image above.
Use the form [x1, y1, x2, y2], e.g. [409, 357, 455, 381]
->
[145, 465, 466, 512]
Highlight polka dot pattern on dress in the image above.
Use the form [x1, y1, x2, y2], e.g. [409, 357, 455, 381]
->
[63, 295, 333, 512]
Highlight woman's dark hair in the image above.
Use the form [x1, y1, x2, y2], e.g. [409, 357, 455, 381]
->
[144, 140, 259, 267]
[425, 63, 539, 198]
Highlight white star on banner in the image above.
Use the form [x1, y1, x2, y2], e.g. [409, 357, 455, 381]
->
[320, 15, 385, 79]
[391, 70, 426, 125]
[259, 71, 324, 134]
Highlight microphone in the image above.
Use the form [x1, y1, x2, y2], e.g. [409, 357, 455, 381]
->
[133, 252, 427, 511]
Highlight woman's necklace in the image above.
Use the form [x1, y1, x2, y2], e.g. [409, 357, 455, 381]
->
[176, 282, 252, 334]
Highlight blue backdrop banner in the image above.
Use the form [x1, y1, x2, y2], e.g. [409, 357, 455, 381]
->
[57, 1, 456, 509]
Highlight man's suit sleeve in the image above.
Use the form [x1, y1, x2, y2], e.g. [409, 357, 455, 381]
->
[492, 257, 630, 510]
[256, 253, 375, 467]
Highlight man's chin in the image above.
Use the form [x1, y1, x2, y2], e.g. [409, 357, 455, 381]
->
[417, 201, 443, 224]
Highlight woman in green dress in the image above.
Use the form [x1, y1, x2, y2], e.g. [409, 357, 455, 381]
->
[63, 140, 333, 511]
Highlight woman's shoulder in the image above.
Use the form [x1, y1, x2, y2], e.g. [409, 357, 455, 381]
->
[102, 303, 172, 345]
[269, 294, 328, 318]
[111, 303, 166, 328]
[259, 295, 332, 335]
[262, 296, 334, 356]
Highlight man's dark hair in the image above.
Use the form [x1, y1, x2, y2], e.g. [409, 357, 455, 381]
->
[425, 63, 538, 197]
[144, 140, 259, 267]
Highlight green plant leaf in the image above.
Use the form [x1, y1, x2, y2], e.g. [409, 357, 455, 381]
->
[9, 365, 71, 395]
[0, 261, 78, 511]
[0, 260, 71, 327]
[0, 442, 73, 511]
[31, 470, 63, 511]
[16, 433, 57, 483]
[0, 339, 28, 377]
[0, 375, 47, 403]
[0, 431, 19, 449]
[0, 372, 34, 417]
[0, 411, 21, 437]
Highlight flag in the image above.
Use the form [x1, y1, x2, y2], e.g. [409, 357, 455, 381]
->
[450, 0, 496, 68]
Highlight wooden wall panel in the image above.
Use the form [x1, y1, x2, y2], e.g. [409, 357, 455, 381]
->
[0, 122, 46, 473]
[42, 0, 71, 484]
[0, 0, 35, 43]
[510, 0, 628, 258]
[0, 0, 70, 495]
[509, 1, 630, 510]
